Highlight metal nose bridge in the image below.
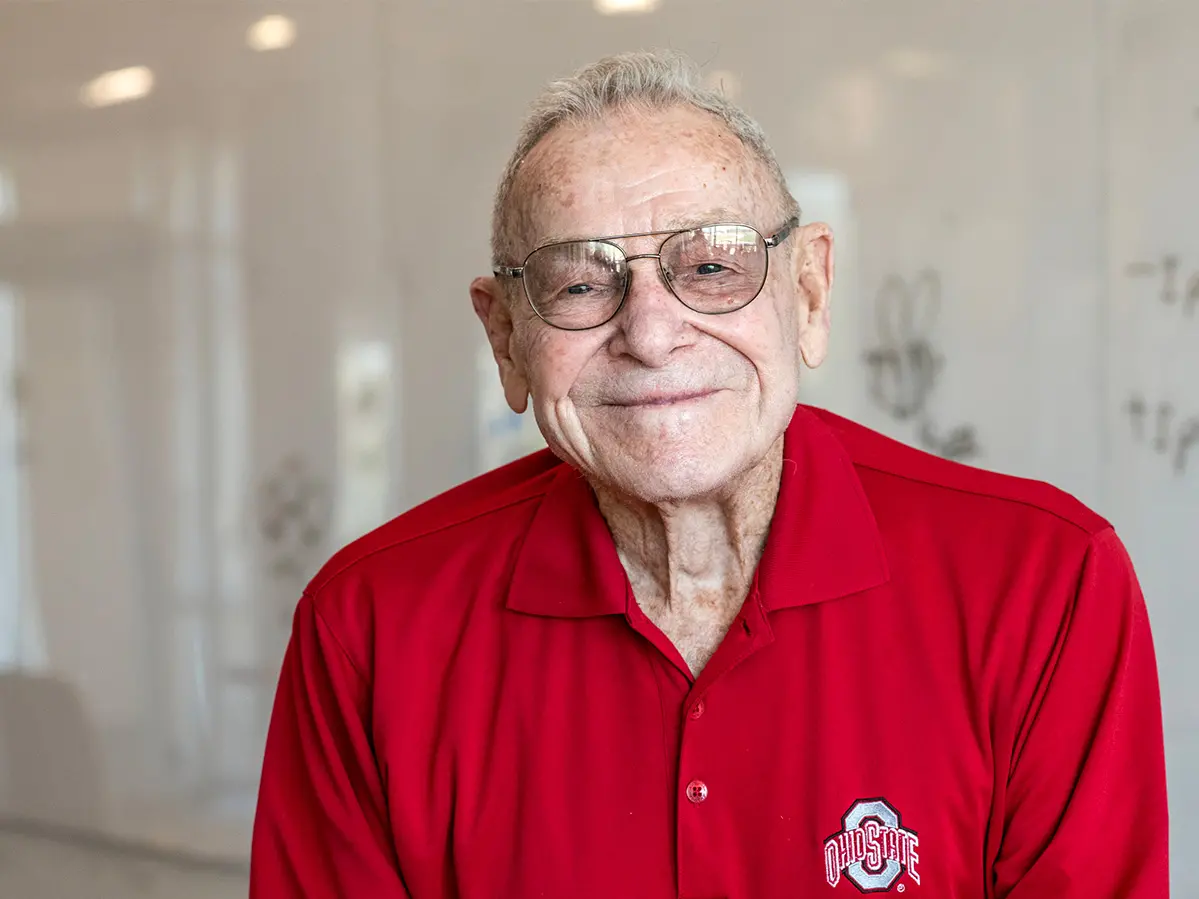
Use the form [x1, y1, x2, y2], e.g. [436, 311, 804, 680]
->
[622, 252, 674, 286]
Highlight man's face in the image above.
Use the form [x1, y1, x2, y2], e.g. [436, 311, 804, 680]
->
[474, 106, 833, 502]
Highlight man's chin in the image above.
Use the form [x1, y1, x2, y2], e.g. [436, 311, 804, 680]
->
[593, 451, 744, 505]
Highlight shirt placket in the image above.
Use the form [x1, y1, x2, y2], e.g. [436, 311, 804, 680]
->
[628, 589, 776, 899]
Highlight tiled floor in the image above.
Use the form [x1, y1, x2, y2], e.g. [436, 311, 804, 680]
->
[0, 828, 248, 899]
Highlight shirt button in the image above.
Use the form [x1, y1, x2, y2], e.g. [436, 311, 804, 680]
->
[688, 698, 706, 720]
[685, 780, 709, 804]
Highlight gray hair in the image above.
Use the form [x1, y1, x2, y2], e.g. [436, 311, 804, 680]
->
[490, 49, 800, 265]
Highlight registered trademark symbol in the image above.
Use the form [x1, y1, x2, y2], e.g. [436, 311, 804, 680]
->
[897, 885, 906, 893]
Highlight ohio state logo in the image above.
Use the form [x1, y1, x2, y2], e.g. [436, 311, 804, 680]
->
[824, 798, 920, 892]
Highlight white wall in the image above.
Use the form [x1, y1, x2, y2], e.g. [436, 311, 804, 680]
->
[0, 827, 247, 899]
[0, 0, 1193, 891]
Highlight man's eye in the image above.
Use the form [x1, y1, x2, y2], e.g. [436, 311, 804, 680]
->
[566, 283, 593, 295]
[696, 263, 727, 275]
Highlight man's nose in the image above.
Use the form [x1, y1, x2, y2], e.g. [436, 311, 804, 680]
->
[609, 255, 692, 367]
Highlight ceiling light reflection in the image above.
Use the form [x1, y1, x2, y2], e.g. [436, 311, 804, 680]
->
[594, 0, 660, 14]
[247, 14, 297, 51]
[80, 66, 155, 108]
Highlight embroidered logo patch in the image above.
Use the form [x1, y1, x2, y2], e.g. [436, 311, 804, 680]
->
[824, 798, 920, 892]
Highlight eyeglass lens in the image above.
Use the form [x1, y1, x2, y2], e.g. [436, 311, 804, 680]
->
[522, 224, 769, 330]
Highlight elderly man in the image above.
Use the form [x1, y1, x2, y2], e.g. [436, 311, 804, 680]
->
[251, 51, 1168, 898]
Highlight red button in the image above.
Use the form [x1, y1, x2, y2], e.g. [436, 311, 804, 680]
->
[686, 780, 708, 804]
[688, 699, 706, 720]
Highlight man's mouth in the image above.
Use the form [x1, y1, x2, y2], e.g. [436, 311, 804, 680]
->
[611, 389, 720, 408]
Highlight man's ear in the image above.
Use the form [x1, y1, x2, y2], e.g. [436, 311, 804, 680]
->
[793, 221, 834, 369]
[470, 275, 530, 413]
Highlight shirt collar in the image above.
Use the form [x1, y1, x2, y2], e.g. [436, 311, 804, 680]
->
[505, 405, 890, 618]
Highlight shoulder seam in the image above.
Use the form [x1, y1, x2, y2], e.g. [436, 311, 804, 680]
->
[307, 593, 369, 686]
[308, 489, 547, 596]
[851, 460, 1105, 535]
[1008, 526, 1115, 777]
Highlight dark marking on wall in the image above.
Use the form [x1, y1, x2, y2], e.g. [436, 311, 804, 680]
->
[1125, 255, 1199, 318]
[257, 453, 331, 592]
[863, 269, 981, 461]
[1126, 395, 1198, 476]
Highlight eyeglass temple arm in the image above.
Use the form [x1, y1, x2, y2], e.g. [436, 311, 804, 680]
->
[493, 265, 523, 279]
[764, 216, 801, 248]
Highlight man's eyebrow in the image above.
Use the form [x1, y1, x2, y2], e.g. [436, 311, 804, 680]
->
[655, 208, 746, 231]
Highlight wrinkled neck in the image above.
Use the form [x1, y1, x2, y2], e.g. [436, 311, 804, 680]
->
[591, 436, 784, 614]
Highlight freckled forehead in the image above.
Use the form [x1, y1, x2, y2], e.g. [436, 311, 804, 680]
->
[513, 107, 774, 248]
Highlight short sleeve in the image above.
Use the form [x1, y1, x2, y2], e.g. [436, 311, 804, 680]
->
[250, 592, 410, 898]
[993, 528, 1169, 897]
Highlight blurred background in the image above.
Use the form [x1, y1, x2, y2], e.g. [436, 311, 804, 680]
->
[0, 0, 1195, 895]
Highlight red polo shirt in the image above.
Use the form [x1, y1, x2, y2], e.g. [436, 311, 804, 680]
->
[250, 406, 1168, 898]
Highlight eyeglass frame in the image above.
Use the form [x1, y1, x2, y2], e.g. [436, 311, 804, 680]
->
[492, 215, 801, 332]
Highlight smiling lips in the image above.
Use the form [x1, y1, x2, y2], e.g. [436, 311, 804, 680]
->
[609, 389, 720, 408]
